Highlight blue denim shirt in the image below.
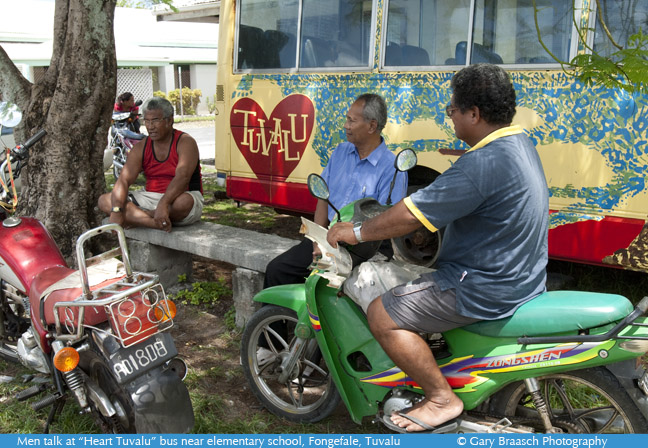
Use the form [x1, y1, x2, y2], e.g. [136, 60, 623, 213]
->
[321, 139, 407, 222]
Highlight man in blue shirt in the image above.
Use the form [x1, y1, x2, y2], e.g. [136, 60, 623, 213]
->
[327, 65, 548, 433]
[263, 93, 408, 287]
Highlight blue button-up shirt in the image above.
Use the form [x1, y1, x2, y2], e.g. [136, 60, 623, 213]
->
[321, 139, 407, 222]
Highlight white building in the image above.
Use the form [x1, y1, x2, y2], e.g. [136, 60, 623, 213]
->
[0, 0, 218, 114]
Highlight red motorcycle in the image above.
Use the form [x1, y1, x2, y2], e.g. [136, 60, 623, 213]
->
[0, 102, 193, 433]
[106, 99, 145, 178]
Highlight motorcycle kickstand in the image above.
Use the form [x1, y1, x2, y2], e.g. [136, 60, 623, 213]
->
[43, 396, 67, 434]
[524, 378, 561, 434]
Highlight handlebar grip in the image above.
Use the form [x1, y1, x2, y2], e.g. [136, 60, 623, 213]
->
[14, 129, 47, 159]
[22, 129, 47, 150]
[637, 296, 648, 314]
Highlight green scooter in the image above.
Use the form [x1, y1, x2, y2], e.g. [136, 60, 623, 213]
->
[241, 149, 648, 433]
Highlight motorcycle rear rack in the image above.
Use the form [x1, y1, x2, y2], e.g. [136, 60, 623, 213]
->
[52, 224, 174, 348]
[518, 296, 648, 345]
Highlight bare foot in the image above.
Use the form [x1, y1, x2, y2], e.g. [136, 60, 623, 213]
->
[390, 394, 464, 432]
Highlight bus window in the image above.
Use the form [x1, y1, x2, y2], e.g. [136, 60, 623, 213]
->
[471, 0, 571, 65]
[384, 0, 471, 67]
[383, 0, 571, 68]
[593, 0, 648, 58]
[300, 0, 374, 68]
[236, 0, 299, 70]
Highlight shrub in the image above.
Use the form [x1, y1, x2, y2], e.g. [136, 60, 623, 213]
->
[167, 87, 202, 115]
[205, 94, 218, 114]
[174, 279, 231, 306]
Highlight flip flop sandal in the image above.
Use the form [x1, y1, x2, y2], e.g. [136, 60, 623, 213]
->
[382, 412, 459, 434]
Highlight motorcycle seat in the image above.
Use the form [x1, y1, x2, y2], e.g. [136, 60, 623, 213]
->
[461, 290, 633, 338]
[116, 127, 145, 140]
[29, 263, 127, 329]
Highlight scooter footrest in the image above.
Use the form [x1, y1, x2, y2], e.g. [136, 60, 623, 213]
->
[31, 393, 59, 411]
[15, 384, 47, 401]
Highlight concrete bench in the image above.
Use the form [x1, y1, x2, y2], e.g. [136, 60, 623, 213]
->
[123, 222, 300, 327]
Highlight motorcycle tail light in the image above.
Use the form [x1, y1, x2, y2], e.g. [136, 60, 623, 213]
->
[53, 347, 80, 372]
[619, 340, 648, 353]
[107, 285, 173, 347]
[110, 293, 158, 346]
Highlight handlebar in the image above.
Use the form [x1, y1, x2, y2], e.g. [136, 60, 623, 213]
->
[14, 129, 47, 159]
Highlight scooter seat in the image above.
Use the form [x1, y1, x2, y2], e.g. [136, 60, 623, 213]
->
[461, 290, 633, 338]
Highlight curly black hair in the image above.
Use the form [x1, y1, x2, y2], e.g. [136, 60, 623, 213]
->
[450, 64, 516, 125]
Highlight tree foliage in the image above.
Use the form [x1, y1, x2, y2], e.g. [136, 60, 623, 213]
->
[534, 0, 648, 94]
[117, 0, 177, 11]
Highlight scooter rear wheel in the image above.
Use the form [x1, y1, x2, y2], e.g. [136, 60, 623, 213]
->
[489, 367, 648, 433]
[241, 305, 341, 423]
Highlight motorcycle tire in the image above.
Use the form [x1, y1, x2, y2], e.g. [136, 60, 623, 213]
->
[241, 305, 341, 423]
[0, 287, 30, 364]
[488, 367, 648, 433]
[83, 350, 137, 433]
[113, 164, 122, 179]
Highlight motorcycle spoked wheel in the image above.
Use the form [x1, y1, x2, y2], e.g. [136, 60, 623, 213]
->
[488, 367, 648, 433]
[112, 164, 122, 179]
[0, 290, 30, 363]
[241, 305, 341, 423]
[83, 351, 137, 434]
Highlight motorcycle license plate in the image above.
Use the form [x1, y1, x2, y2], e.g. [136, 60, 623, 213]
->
[109, 332, 178, 384]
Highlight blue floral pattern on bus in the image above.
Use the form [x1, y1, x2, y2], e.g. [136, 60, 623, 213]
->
[232, 71, 648, 228]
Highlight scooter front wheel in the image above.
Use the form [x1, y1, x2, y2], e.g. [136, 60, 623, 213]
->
[241, 305, 341, 423]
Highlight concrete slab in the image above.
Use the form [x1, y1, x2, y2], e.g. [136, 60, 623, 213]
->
[123, 221, 300, 273]
[123, 222, 302, 327]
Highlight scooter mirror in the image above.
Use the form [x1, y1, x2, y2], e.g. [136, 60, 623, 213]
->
[395, 148, 417, 172]
[386, 148, 417, 206]
[0, 102, 22, 128]
[135, 100, 143, 107]
[307, 173, 341, 222]
[307, 173, 330, 201]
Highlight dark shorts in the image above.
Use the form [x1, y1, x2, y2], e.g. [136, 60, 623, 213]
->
[381, 273, 480, 333]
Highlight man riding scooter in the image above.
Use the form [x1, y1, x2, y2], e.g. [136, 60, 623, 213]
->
[327, 63, 549, 433]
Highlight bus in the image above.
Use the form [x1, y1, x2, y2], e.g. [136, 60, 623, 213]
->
[214, 0, 648, 273]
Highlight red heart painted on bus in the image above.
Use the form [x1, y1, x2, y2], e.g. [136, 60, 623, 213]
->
[230, 95, 315, 192]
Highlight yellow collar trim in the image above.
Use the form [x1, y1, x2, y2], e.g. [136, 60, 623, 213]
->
[466, 125, 524, 153]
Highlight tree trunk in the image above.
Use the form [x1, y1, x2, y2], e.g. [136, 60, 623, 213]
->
[0, 0, 117, 264]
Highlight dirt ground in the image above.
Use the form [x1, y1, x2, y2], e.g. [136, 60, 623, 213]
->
[167, 182, 382, 433]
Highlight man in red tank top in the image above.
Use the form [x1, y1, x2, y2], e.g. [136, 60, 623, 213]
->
[99, 97, 203, 232]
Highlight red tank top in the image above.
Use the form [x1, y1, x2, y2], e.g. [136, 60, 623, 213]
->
[142, 129, 202, 194]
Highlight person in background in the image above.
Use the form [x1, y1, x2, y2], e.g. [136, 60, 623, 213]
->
[114, 92, 141, 133]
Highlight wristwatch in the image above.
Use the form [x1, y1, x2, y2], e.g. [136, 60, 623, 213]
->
[353, 222, 364, 243]
[111, 206, 122, 213]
